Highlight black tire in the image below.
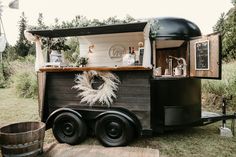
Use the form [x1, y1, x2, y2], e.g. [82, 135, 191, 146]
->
[95, 114, 134, 147]
[52, 112, 87, 145]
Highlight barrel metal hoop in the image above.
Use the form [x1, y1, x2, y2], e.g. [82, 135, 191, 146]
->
[1, 140, 43, 149]
[2, 148, 42, 157]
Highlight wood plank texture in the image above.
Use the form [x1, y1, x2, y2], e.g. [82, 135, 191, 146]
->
[39, 66, 151, 73]
[44, 71, 151, 129]
[0, 122, 45, 157]
[79, 32, 144, 67]
[156, 42, 189, 76]
[190, 33, 220, 78]
[37, 72, 46, 119]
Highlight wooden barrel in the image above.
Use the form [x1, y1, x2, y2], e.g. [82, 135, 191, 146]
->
[0, 121, 45, 157]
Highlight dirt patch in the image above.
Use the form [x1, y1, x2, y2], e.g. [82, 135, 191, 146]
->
[41, 142, 159, 157]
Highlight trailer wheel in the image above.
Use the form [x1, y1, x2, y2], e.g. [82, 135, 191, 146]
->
[52, 112, 87, 145]
[95, 114, 134, 147]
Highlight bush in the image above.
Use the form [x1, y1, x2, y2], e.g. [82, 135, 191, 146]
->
[0, 70, 5, 88]
[0, 62, 11, 88]
[11, 71, 38, 98]
[9, 55, 38, 98]
[3, 45, 18, 61]
[9, 55, 35, 74]
[202, 61, 236, 110]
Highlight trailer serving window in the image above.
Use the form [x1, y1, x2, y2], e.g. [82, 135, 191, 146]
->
[152, 18, 221, 80]
[79, 32, 145, 67]
[28, 22, 152, 70]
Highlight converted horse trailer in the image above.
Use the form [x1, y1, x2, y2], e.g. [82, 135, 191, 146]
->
[28, 17, 235, 147]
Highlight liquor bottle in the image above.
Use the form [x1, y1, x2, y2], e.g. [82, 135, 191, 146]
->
[128, 47, 131, 54]
[131, 47, 135, 54]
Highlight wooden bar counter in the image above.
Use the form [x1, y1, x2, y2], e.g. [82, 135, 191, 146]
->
[39, 66, 151, 72]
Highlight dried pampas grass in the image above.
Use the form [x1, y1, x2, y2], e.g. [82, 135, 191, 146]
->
[72, 71, 120, 107]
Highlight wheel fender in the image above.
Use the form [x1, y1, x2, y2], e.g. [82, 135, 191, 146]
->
[46, 108, 82, 130]
[95, 110, 142, 135]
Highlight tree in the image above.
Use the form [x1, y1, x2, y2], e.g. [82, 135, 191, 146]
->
[53, 18, 60, 29]
[3, 44, 17, 61]
[15, 12, 31, 57]
[213, 13, 225, 34]
[56, 15, 136, 29]
[37, 13, 48, 30]
[214, 1, 236, 61]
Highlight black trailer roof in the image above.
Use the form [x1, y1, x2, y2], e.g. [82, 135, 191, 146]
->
[28, 17, 201, 40]
[28, 22, 147, 38]
[155, 17, 201, 40]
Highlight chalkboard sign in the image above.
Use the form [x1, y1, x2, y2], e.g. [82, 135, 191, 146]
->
[195, 40, 209, 70]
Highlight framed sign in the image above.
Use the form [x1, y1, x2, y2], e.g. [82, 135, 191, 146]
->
[195, 40, 209, 70]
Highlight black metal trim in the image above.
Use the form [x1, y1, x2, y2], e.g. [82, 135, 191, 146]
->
[218, 34, 222, 80]
[200, 114, 236, 126]
[28, 22, 147, 38]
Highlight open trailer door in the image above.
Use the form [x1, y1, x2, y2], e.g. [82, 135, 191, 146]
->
[189, 33, 222, 79]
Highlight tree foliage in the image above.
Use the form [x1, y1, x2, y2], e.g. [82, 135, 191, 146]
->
[47, 14, 136, 29]
[214, 1, 236, 62]
[37, 13, 48, 30]
[15, 12, 32, 57]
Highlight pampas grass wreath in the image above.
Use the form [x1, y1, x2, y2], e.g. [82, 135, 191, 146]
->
[72, 71, 120, 107]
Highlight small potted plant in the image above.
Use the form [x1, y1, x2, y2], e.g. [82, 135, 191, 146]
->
[74, 57, 88, 67]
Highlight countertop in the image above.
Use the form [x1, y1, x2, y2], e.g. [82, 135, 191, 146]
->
[39, 66, 151, 72]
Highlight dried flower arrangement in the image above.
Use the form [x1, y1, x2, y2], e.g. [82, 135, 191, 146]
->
[72, 71, 120, 107]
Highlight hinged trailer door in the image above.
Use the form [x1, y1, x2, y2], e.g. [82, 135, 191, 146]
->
[189, 33, 221, 79]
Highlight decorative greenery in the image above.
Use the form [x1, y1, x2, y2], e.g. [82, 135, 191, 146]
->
[66, 43, 88, 67]
[75, 57, 88, 67]
[48, 38, 70, 51]
[150, 18, 160, 39]
[58, 15, 136, 29]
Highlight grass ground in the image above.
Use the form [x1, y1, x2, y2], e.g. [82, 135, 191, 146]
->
[0, 88, 236, 157]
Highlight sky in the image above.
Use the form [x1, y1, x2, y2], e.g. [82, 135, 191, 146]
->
[1, 0, 233, 45]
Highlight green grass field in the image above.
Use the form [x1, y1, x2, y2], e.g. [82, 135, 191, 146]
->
[1, 88, 236, 157]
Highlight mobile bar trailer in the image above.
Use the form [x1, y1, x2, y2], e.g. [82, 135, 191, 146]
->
[28, 17, 236, 147]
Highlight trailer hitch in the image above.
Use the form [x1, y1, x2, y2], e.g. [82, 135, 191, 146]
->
[220, 95, 235, 137]
[200, 95, 236, 137]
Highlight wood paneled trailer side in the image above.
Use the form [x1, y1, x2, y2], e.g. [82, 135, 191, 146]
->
[30, 17, 234, 147]
[38, 67, 152, 146]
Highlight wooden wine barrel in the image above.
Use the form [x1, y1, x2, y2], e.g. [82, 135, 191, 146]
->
[0, 121, 45, 157]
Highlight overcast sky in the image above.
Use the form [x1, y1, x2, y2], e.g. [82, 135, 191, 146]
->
[1, 0, 233, 45]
